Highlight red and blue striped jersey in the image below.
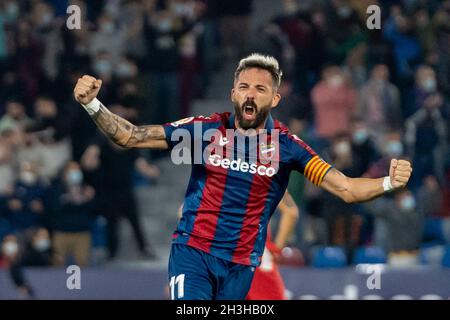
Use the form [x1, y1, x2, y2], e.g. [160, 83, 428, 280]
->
[164, 112, 332, 266]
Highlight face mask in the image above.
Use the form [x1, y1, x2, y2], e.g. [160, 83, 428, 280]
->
[40, 13, 53, 27]
[338, 6, 352, 18]
[386, 141, 403, 157]
[400, 195, 416, 211]
[173, 4, 186, 16]
[158, 19, 172, 32]
[94, 60, 112, 76]
[20, 171, 37, 186]
[2, 241, 19, 257]
[67, 170, 83, 185]
[328, 75, 344, 87]
[101, 23, 115, 34]
[421, 78, 436, 93]
[352, 129, 369, 145]
[34, 238, 50, 252]
[373, 79, 386, 87]
[6, 2, 19, 20]
[284, 1, 299, 15]
[334, 141, 351, 156]
[116, 63, 133, 78]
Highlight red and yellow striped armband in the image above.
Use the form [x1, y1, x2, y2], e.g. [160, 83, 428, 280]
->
[303, 155, 332, 186]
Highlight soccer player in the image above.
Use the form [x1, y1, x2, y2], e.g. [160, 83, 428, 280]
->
[73, 53, 412, 300]
[246, 191, 299, 300]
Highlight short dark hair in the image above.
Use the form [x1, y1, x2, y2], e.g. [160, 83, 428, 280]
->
[234, 53, 283, 89]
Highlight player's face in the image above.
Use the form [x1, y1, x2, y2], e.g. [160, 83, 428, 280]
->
[231, 68, 281, 130]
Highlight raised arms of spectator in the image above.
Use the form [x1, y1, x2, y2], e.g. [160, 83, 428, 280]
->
[320, 159, 412, 204]
[73, 75, 168, 150]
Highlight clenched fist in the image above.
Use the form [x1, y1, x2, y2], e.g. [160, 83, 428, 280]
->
[389, 159, 413, 189]
[74, 75, 102, 105]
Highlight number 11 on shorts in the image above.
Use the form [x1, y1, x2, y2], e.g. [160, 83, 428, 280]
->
[169, 274, 185, 299]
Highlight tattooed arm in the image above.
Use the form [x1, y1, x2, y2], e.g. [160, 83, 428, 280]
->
[90, 103, 168, 149]
[73, 75, 168, 149]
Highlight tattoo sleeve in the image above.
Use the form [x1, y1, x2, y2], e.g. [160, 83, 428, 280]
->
[91, 103, 166, 148]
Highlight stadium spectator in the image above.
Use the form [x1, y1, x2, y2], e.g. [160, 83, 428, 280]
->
[81, 112, 159, 261]
[363, 189, 424, 268]
[321, 132, 363, 262]
[0, 99, 31, 134]
[4, 161, 48, 232]
[142, 4, 197, 123]
[364, 131, 406, 179]
[0, 130, 15, 194]
[217, 0, 253, 59]
[89, 13, 126, 64]
[311, 66, 357, 143]
[47, 161, 95, 267]
[405, 66, 448, 189]
[357, 64, 402, 144]
[0, 234, 35, 298]
[21, 227, 52, 267]
[24, 96, 71, 180]
[383, 5, 422, 87]
[349, 118, 380, 177]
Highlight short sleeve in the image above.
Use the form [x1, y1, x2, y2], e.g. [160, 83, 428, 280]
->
[163, 116, 203, 150]
[289, 134, 332, 186]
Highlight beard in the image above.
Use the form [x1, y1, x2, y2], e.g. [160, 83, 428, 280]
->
[234, 100, 272, 130]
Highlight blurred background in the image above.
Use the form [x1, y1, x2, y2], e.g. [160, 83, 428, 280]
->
[0, 0, 449, 299]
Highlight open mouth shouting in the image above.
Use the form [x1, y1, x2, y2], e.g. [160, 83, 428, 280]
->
[234, 99, 271, 130]
[242, 101, 257, 122]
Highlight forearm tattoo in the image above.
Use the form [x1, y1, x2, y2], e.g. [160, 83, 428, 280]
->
[91, 103, 164, 147]
[126, 125, 165, 146]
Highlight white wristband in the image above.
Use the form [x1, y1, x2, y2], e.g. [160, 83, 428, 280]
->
[81, 98, 101, 115]
[382, 176, 393, 192]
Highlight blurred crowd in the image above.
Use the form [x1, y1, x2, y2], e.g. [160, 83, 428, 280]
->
[263, 0, 450, 269]
[0, 0, 449, 296]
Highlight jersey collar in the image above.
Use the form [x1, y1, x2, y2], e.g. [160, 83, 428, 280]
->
[228, 113, 274, 131]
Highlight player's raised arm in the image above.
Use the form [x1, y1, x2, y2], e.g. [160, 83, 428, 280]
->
[73, 75, 168, 149]
[320, 159, 413, 204]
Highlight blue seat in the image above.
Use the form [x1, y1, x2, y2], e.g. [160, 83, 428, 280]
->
[353, 246, 387, 264]
[0, 217, 12, 243]
[442, 245, 450, 268]
[90, 216, 107, 248]
[423, 218, 445, 243]
[312, 246, 347, 268]
[419, 243, 445, 266]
